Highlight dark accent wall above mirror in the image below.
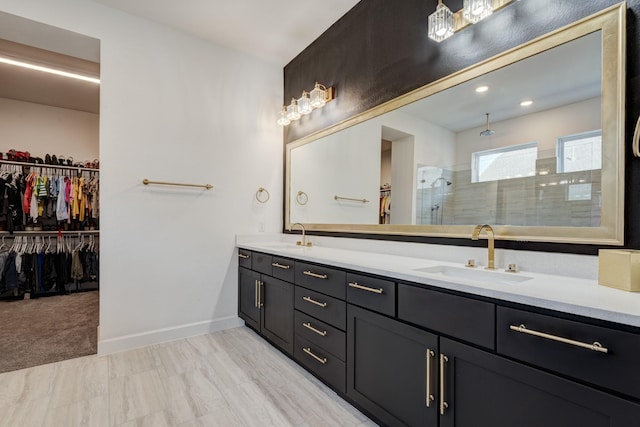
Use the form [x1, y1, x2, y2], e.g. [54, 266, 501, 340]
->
[283, 0, 640, 253]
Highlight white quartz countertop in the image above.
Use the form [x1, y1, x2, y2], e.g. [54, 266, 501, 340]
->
[237, 240, 640, 328]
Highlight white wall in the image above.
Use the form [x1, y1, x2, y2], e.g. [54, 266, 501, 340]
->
[0, 0, 283, 353]
[0, 97, 99, 161]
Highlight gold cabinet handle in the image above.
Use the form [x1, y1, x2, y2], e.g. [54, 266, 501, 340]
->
[239, 253, 250, 259]
[426, 349, 435, 408]
[272, 262, 291, 270]
[302, 322, 327, 337]
[303, 347, 327, 365]
[257, 281, 263, 308]
[509, 324, 608, 353]
[254, 280, 259, 308]
[348, 282, 383, 294]
[303, 270, 328, 279]
[302, 296, 327, 308]
[439, 354, 449, 415]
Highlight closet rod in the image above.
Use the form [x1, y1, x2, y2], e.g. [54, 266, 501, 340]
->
[0, 159, 99, 173]
[0, 230, 100, 236]
[142, 179, 213, 190]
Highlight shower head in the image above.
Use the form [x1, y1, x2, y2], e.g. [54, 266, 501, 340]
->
[480, 113, 495, 137]
[431, 177, 452, 187]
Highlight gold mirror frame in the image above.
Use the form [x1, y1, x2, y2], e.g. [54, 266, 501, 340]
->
[285, 3, 626, 245]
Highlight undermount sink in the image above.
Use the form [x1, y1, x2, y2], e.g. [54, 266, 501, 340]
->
[413, 265, 532, 286]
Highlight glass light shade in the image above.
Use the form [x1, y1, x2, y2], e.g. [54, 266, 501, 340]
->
[277, 106, 290, 126]
[428, 1, 454, 42]
[309, 82, 327, 108]
[463, 0, 493, 23]
[298, 91, 313, 115]
[286, 98, 301, 121]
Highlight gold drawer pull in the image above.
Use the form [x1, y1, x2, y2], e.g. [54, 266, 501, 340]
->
[509, 324, 609, 354]
[303, 270, 328, 279]
[272, 262, 291, 270]
[348, 282, 383, 294]
[426, 349, 435, 408]
[302, 296, 327, 308]
[239, 253, 250, 259]
[303, 322, 327, 337]
[440, 354, 449, 415]
[303, 347, 327, 365]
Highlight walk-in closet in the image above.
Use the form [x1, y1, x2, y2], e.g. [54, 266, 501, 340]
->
[0, 14, 100, 373]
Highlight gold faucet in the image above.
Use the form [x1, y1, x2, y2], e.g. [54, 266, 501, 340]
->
[289, 223, 312, 247]
[471, 224, 495, 270]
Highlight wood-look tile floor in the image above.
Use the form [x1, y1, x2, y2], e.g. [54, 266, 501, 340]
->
[0, 326, 378, 427]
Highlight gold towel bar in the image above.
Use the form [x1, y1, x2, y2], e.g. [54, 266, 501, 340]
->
[334, 195, 370, 203]
[142, 179, 213, 190]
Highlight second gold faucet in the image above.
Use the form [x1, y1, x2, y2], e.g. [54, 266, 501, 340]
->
[471, 224, 495, 270]
[289, 223, 312, 247]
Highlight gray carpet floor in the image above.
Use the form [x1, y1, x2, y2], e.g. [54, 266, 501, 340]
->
[0, 291, 98, 373]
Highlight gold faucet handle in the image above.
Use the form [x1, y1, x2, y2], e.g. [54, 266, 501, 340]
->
[465, 259, 476, 268]
[505, 263, 518, 273]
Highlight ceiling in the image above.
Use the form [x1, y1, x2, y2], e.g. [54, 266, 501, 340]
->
[91, 0, 361, 66]
[0, 1, 361, 114]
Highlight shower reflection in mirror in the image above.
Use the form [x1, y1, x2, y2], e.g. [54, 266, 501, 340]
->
[416, 167, 453, 225]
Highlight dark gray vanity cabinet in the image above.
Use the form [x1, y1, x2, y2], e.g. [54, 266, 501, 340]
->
[238, 253, 294, 355]
[237, 248, 640, 427]
[439, 337, 640, 427]
[294, 261, 347, 393]
[347, 304, 438, 427]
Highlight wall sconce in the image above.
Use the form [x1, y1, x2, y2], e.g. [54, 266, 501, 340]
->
[428, 0, 515, 43]
[278, 82, 335, 126]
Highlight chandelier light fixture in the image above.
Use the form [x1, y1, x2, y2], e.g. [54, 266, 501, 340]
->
[428, 0, 515, 43]
[428, 0, 454, 42]
[463, 0, 493, 24]
[277, 82, 335, 126]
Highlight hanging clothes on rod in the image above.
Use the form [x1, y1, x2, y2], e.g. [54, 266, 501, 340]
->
[379, 183, 391, 224]
[0, 162, 100, 234]
[0, 233, 99, 300]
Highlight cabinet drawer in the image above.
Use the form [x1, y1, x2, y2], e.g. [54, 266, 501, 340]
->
[295, 262, 346, 299]
[238, 249, 252, 269]
[497, 306, 640, 400]
[346, 273, 395, 317]
[271, 256, 295, 282]
[398, 283, 495, 349]
[295, 310, 346, 361]
[295, 334, 346, 393]
[252, 252, 273, 275]
[295, 287, 346, 331]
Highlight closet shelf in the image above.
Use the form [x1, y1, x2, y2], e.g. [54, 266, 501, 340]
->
[0, 159, 99, 173]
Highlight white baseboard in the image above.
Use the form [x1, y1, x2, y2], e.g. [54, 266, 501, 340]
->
[97, 316, 244, 355]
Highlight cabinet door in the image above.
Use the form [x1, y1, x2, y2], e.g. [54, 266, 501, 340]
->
[261, 276, 294, 355]
[238, 267, 261, 331]
[347, 305, 438, 427]
[439, 337, 640, 427]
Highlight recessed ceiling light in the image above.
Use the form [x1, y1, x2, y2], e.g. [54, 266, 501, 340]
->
[475, 85, 489, 93]
[520, 99, 533, 107]
[0, 56, 100, 84]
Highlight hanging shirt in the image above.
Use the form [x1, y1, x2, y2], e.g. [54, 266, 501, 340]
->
[56, 176, 69, 221]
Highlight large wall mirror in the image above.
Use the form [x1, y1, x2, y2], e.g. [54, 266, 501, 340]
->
[286, 3, 625, 245]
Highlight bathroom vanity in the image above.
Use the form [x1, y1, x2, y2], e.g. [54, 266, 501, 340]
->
[237, 241, 640, 427]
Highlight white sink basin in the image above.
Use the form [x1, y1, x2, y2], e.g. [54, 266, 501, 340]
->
[414, 265, 532, 286]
